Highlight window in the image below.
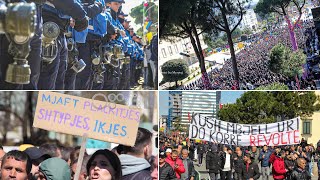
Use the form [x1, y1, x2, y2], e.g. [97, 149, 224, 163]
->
[161, 48, 167, 58]
[174, 45, 179, 53]
[168, 46, 173, 56]
[303, 121, 311, 134]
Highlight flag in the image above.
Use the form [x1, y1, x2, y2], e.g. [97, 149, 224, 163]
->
[219, 103, 223, 109]
[188, 112, 191, 122]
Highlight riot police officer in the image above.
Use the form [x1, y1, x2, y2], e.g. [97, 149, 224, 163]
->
[37, 0, 88, 90]
[64, 0, 104, 90]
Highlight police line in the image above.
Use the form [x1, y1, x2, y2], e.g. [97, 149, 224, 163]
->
[189, 114, 300, 146]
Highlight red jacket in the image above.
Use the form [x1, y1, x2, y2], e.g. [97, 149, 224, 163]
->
[269, 152, 276, 164]
[165, 156, 185, 179]
[272, 157, 287, 180]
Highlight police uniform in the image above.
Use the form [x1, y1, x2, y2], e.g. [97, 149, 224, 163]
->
[37, 0, 87, 90]
[101, 0, 127, 90]
[75, 0, 105, 90]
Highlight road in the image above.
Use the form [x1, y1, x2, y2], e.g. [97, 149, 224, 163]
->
[194, 155, 319, 180]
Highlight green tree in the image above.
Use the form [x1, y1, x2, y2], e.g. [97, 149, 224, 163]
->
[160, 0, 214, 89]
[206, 0, 249, 89]
[130, 2, 158, 26]
[161, 59, 190, 87]
[254, 0, 306, 51]
[269, 43, 305, 79]
[255, 82, 289, 90]
[218, 91, 320, 124]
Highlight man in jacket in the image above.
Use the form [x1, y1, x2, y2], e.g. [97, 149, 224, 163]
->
[119, 127, 153, 180]
[291, 158, 311, 180]
[259, 145, 272, 180]
[166, 150, 186, 179]
[180, 149, 195, 180]
[159, 151, 176, 180]
[220, 146, 233, 180]
[240, 153, 260, 180]
[197, 141, 206, 166]
[272, 150, 287, 180]
[233, 147, 244, 180]
[206, 146, 220, 180]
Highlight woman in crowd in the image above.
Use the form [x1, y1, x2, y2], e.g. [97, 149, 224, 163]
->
[86, 149, 122, 180]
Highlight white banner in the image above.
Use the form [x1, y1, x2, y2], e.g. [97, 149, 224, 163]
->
[189, 114, 300, 146]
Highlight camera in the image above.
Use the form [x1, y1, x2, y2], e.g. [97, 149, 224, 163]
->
[0, 1, 37, 84]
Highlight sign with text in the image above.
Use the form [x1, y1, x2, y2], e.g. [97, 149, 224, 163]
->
[189, 114, 300, 146]
[33, 91, 141, 146]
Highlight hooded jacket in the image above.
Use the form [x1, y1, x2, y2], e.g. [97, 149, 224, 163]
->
[39, 157, 71, 180]
[206, 150, 220, 173]
[272, 156, 287, 180]
[119, 154, 152, 180]
[165, 155, 185, 179]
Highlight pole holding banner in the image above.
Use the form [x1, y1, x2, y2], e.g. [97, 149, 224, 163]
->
[74, 133, 88, 180]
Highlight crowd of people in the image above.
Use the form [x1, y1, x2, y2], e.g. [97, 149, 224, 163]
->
[0, 0, 158, 90]
[159, 133, 320, 180]
[0, 127, 157, 180]
[182, 20, 317, 90]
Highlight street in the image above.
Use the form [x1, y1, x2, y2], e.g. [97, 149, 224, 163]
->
[194, 155, 319, 180]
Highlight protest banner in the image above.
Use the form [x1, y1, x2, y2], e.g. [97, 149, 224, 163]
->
[33, 91, 142, 146]
[189, 114, 300, 146]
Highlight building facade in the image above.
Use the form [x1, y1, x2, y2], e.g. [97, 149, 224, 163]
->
[167, 91, 221, 130]
[239, 9, 259, 31]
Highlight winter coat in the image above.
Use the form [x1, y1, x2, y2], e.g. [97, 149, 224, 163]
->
[165, 155, 186, 179]
[240, 161, 260, 180]
[272, 157, 287, 180]
[159, 162, 177, 180]
[119, 154, 152, 180]
[259, 150, 272, 167]
[220, 151, 234, 170]
[39, 157, 71, 180]
[181, 157, 196, 180]
[291, 167, 311, 180]
[197, 144, 206, 154]
[233, 153, 244, 173]
[206, 151, 220, 173]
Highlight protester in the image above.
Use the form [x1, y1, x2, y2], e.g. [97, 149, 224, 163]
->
[86, 149, 121, 180]
[196, 141, 205, 167]
[206, 146, 220, 180]
[159, 151, 176, 180]
[240, 153, 260, 180]
[233, 146, 244, 180]
[220, 146, 233, 180]
[180, 148, 195, 180]
[165, 149, 185, 179]
[38, 157, 71, 180]
[0, 146, 6, 168]
[291, 158, 311, 180]
[119, 127, 153, 179]
[259, 145, 272, 180]
[272, 150, 288, 180]
[0, 150, 32, 180]
[24, 147, 51, 179]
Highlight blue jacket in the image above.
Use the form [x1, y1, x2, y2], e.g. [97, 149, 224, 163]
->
[259, 150, 272, 167]
[51, 0, 86, 20]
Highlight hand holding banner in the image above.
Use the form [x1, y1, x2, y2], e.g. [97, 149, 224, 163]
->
[33, 91, 142, 146]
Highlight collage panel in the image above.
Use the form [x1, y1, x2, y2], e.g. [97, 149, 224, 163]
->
[0, 0, 158, 90]
[159, 0, 320, 90]
[0, 91, 158, 179]
[159, 90, 320, 180]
